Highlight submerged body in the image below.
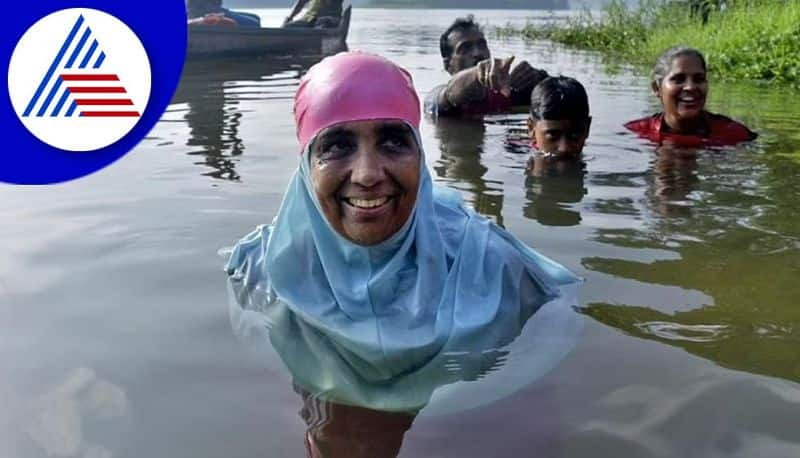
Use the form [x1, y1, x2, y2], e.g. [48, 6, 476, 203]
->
[626, 111, 757, 147]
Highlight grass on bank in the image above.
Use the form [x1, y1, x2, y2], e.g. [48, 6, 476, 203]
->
[496, 0, 800, 86]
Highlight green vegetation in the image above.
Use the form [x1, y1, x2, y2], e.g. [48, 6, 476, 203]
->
[365, 0, 569, 8]
[497, 0, 800, 86]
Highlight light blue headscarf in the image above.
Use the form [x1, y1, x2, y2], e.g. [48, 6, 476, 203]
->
[225, 52, 581, 411]
[226, 126, 579, 371]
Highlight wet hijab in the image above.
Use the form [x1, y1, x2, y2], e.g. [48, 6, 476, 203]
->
[225, 52, 580, 385]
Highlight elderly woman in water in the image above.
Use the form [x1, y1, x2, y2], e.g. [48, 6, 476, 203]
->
[225, 52, 578, 397]
[626, 46, 757, 147]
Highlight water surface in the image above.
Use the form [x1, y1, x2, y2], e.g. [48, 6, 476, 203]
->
[2, 8, 799, 458]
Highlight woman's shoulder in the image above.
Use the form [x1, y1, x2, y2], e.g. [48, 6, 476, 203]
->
[224, 224, 271, 279]
[706, 111, 758, 142]
[624, 113, 662, 137]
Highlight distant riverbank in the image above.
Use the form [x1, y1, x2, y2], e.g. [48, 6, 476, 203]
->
[497, 0, 800, 86]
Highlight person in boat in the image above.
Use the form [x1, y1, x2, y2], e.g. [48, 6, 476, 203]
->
[625, 46, 757, 147]
[283, 0, 343, 28]
[425, 15, 549, 116]
[186, 0, 261, 27]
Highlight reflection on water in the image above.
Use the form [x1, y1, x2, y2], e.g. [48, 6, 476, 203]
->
[169, 57, 319, 181]
[432, 117, 506, 225]
[582, 132, 800, 383]
[296, 385, 415, 458]
[19, 368, 130, 458]
[524, 157, 586, 226]
[227, 267, 582, 455]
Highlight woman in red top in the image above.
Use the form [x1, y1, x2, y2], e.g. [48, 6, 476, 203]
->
[625, 46, 757, 147]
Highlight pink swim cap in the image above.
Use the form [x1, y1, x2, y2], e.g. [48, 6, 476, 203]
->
[294, 52, 421, 152]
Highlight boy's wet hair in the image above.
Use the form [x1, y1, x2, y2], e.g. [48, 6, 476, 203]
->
[653, 46, 707, 88]
[529, 76, 590, 122]
[439, 15, 482, 65]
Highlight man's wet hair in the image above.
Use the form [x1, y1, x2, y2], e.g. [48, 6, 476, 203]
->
[530, 76, 590, 122]
[439, 15, 482, 67]
[652, 46, 707, 88]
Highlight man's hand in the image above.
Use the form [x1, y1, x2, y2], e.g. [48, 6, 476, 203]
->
[509, 60, 548, 94]
[476, 56, 515, 97]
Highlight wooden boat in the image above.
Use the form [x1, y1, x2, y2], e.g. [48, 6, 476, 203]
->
[187, 6, 352, 59]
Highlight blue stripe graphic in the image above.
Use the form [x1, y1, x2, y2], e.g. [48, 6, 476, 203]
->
[79, 39, 98, 69]
[66, 100, 78, 117]
[23, 15, 84, 117]
[93, 51, 106, 68]
[65, 26, 92, 69]
[51, 86, 71, 117]
[36, 77, 62, 117]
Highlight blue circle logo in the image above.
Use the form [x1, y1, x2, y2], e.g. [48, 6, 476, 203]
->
[2, 1, 186, 184]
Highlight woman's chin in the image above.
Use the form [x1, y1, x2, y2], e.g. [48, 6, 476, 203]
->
[676, 105, 704, 120]
[340, 221, 403, 246]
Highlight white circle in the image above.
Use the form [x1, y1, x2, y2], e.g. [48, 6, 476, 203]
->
[7, 8, 151, 152]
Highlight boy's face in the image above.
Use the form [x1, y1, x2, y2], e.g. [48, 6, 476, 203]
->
[527, 118, 591, 160]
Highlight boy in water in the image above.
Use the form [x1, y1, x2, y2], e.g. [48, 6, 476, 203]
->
[527, 76, 591, 165]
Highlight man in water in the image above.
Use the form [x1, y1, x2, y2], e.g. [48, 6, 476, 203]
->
[186, 0, 261, 27]
[283, 0, 343, 28]
[426, 15, 548, 116]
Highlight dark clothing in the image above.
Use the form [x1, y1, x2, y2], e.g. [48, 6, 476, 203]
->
[285, 0, 342, 28]
[302, 0, 342, 21]
[625, 111, 757, 147]
[424, 84, 512, 116]
[221, 8, 261, 27]
[284, 16, 340, 28]
[296, 385, 415, 458]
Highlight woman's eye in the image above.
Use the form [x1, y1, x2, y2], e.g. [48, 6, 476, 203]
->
[381, 136, 408, 151]
[319, 141, 352, 158]
[670, 74, 686, 84]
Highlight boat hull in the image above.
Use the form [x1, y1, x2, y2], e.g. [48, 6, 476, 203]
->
[187, 6, 351, 59]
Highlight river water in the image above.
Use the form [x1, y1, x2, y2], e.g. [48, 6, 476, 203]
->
[2, 8, 799, 458]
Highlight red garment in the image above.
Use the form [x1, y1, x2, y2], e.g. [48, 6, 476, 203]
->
[462, 89, 512, 115]
[624, 112, 757, 147]
[188, 13, 237, 27]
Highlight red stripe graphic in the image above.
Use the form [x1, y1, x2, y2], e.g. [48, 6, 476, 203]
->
[75, 99, 134, 106]
[61, 74, 120, 81]
[81, 111, 140, 117]
[68, 87, 127, 93]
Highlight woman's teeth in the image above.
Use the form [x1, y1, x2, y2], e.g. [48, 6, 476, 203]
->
[347, 197, 390, 208]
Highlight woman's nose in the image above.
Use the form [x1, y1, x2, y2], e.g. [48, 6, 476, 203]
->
[349, 148, 385, 187]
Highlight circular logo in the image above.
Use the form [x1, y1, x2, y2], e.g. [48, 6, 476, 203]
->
[8, 8, 151, 152]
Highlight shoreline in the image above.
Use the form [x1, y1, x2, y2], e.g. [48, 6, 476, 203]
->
[495, 0, 800, 87]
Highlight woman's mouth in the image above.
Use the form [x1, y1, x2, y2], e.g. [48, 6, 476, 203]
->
[344, 196, 391, 209]
[677, 94, 703, 109]
[341, 196, 395, 221]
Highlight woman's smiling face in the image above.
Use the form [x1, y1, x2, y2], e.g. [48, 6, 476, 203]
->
[655, 54, 709, 127]
[309, 119, 421, 246]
